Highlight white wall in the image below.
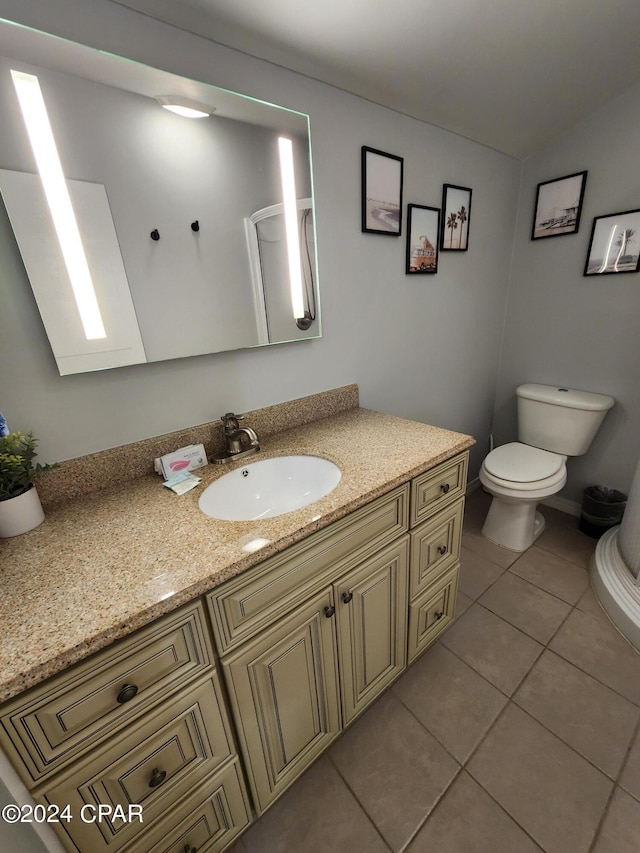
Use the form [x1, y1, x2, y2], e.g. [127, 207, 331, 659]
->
[494, 80, 640, 503]
[0, 0, 520, 482]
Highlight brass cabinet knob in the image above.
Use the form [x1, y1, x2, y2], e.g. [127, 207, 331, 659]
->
[148, 768, 167, 788]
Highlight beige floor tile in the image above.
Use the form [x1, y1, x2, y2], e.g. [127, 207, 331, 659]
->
[510, 545, 589, 604]
[458, 547, 505, 600]
[454, 590, 473, 619]
[330, 691, 458, 852]
[593, 787, 640, 852]
[393, 642, 507, 763]
[462, 529, 521, 568]
[467, 704, 613, 853]
[514, 650, 639, 778]
[479, 571, 571, 644]
[550, 608, 640, 706]
[406, 771, 542, 853]
[535, 522, 596, 568]
[576, 584, 610, 621]
[440, 603, 542, 695]
[240, 756, 387, 853]
[540, 504, 581, 529]
[620, 727, 640, 800]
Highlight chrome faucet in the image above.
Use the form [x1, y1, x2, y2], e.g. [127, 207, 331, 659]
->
[212, 412, 260, 464]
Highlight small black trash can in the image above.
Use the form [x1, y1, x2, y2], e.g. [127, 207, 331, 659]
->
[579, 485, 627, 539]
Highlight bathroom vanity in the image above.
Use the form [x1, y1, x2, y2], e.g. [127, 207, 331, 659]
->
[0, 388, 473, 852]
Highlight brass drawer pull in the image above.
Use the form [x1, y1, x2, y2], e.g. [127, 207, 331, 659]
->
[342, 591, 353, 604]
[324, 605, 335, 618]
[437, 545, 448, 556]
[440, 483, 451, 495]
[185, 845, 197, 853]
[116, 684, 139, 704]
[149, 767, 167, 788]
[433, 611, 444, 621]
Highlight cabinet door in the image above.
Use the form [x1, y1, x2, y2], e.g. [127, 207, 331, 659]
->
[335, 537, 409, 726]
[222, 590, 341, 814]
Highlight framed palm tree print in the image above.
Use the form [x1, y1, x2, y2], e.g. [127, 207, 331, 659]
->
[584, 209, 640, 275]
[440, 184, 472, 251]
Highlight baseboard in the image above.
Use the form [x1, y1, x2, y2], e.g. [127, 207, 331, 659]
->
[466, 477, 481, 494]
[542, 495, 581, 518]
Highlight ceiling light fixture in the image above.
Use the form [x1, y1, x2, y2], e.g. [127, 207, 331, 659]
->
[155, 95, 215, 119]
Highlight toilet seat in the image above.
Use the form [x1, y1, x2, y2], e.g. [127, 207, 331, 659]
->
[480, 443, 567, 496]
[484, 442, 564, 482]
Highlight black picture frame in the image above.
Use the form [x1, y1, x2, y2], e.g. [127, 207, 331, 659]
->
[440, 184, 472, 251]
[583, 209, 640, 276]
[406, 204, 440, 274]
[361, 146, 404, 236]
[531, 170, 587, 240]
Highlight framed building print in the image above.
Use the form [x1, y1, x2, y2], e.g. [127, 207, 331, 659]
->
[531, 171, 587, 240]
[406, 204, 440, 274]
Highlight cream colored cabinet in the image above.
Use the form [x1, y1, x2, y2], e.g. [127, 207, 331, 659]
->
[221, 537, 409, 814]
[0, 602, 251, 853]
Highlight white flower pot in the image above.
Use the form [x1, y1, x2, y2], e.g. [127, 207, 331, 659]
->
[0, 486, 45, 538]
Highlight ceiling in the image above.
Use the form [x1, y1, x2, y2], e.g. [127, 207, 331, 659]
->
[110, 0, 640, 160]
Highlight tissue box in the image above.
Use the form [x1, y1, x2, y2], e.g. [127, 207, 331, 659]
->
[154, 444, 208, 479]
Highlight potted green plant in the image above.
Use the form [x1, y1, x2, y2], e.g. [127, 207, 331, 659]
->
[0, 430, 55, 537]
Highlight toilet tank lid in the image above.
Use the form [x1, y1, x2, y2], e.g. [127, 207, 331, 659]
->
[516, 384, 614, 412]
[484, 443, 564, 482]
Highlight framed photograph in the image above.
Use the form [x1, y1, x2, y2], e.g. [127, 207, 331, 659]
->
[531, 170, 587, 240]
[406, 204, 440, 274]
[584, 209, 640, 276]
[440, 184, 472, 251]
[361, 146, 404, 236]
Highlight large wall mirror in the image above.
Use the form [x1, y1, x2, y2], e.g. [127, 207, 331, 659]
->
[0, 19, 320, 375]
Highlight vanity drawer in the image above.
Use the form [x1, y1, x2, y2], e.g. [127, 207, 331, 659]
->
[125, 760, 251, 853]
[410, 452, 468, 528]
[38, 673, 234, 853]
[409, 498, 464, 599]
[208, 483, 409, 653]
[407, 564, 459, 664]
[0, 601, 213, 786]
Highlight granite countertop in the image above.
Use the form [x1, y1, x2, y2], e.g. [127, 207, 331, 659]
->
[0, 407, 474, 703]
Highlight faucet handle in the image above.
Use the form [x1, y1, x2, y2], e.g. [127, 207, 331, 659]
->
[220, 412, 243, 432]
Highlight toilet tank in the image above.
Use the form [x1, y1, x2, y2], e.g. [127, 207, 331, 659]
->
[516, 384, 614, 456]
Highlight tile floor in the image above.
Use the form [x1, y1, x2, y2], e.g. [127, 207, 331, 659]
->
[229, 489, 640, 853]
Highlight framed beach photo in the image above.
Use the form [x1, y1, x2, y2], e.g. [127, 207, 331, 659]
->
[361, 146, 404, 236]
[531, 171, 587, 240]
[406, 204, 440, 274]
[584, 209, 640, 276]
[440, 184, 472, 251]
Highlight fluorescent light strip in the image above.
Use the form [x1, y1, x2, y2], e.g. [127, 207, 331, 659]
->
[277, 137, 305, 320]
[11, 70, 106, 340]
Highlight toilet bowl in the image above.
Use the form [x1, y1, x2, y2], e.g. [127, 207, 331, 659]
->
[479, 442, 567, 551]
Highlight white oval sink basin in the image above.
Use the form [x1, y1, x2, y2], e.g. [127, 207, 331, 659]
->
[199, 455, 341, 521]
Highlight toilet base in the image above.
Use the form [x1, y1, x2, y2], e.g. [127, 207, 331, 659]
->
[481, 497, 546, 552]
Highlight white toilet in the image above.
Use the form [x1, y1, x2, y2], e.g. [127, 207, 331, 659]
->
[480, 384, 614, 551]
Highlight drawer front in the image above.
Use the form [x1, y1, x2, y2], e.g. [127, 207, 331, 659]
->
[39, 673, 234, 853]
[409, 499, 464, 599]
[407, 565, 459, 664]
[208, 484, 409, 654]
[410, 452, 468, 528]
[1, 601, 213, 786]
[125, 761, 251, 853]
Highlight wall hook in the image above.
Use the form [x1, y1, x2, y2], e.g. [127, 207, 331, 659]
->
[191, 220, 200, 232]
[150, 229, 160, 241]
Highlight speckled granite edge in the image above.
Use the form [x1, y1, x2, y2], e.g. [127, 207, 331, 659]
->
[35, 384, 359, 506]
